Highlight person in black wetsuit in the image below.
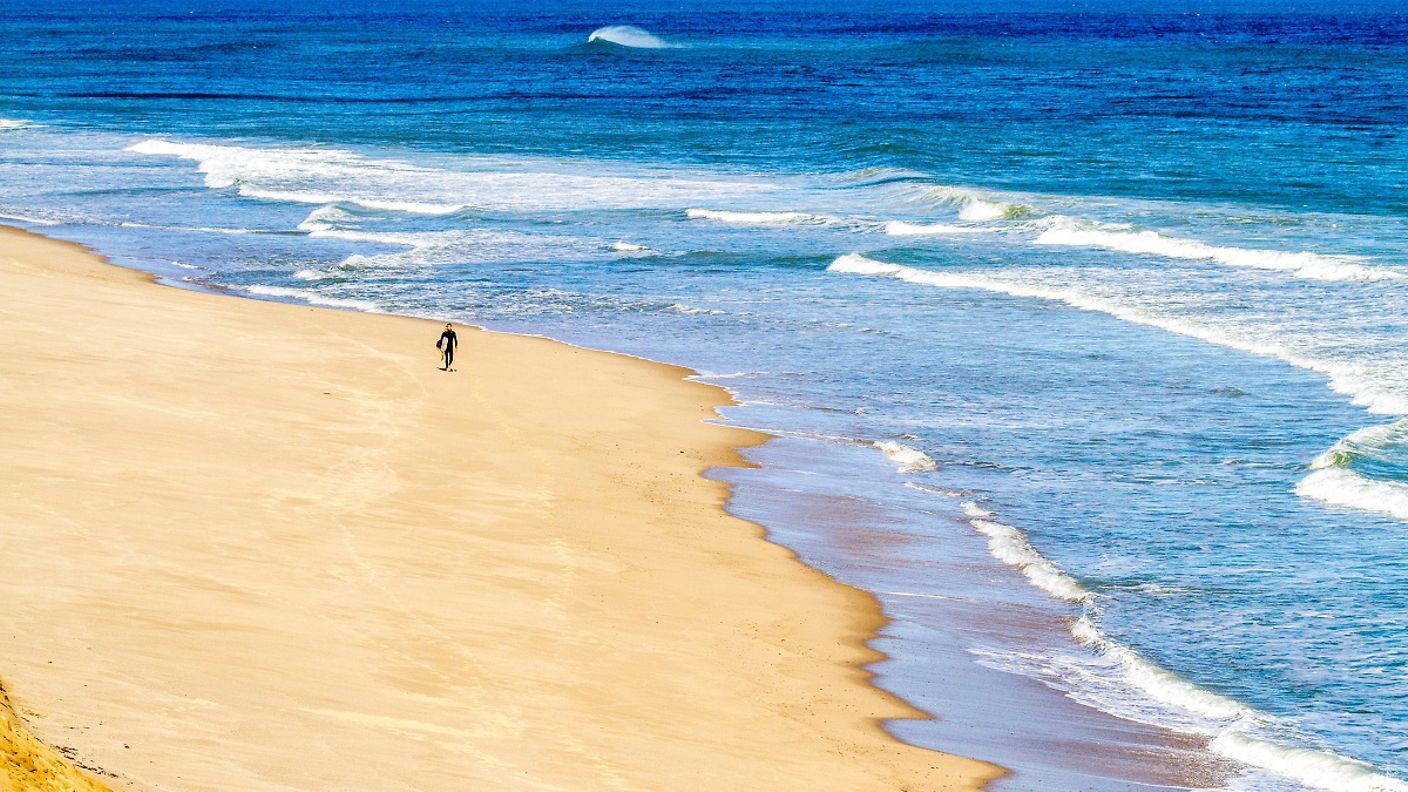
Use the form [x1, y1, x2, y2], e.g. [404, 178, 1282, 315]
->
[436, 323, 458, 371]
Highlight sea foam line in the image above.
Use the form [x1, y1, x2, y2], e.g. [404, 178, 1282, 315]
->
[237, 283, 381, 312]
[129, 137, 769, 215]
[1035, 217, 1399, 283]
[883, 220, 991, 236]
[826, 253, 1408, 416]
[129, 138, 468, 214]
[685, 208, 832, 226]
[953, 500, 1091, 604]
[970, 518, 1090, 603]
[896, 181, 1395, 283]
[0, 211, 60, 226]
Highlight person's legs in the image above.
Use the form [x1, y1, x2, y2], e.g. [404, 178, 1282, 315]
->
[444, 346, 454, 370]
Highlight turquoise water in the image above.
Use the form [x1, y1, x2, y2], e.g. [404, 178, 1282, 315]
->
[3, 2, 1408, 789]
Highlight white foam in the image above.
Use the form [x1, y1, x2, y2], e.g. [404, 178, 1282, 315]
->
[1036, 218, 1399, 283]
[119, 220, 260, 236]
[296, 204, 351, 233]
[828, 253, 906, 276]
[239, 284, 380, 312]
[903, 482, 968, 498]
[0, 211, 60, 226]
[959, 500, 994, 518]
[610, 240, 653, 252]
[685, 208, 829, 225]
[872, 440, 938, 473]
[245, 186, 463, 215]
[0, 119, 34, 130]
[129, 139, 467, 214]
[1212, 732, 1408, 792]
[958, 199, 1014, 222]
[587, 25, 671, 49]
[970, 519, 1089, 603]
[666, 303, 725, 316]
[883, 220, 990, 236]
[1296, 467, 1408, 522]
[293, 205, 607, 269]
[129, 138, 767, 215]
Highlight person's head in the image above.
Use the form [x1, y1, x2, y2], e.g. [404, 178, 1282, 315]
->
[445, 323, 453, 330]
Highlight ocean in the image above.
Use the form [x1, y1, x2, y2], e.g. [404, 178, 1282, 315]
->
[2, 0, 1407, 789]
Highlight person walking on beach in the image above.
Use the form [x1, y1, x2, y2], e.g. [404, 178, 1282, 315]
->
[437, 323, 458, 371]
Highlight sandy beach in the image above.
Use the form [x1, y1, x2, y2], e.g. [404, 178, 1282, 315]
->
[0, 226, 1001, 791]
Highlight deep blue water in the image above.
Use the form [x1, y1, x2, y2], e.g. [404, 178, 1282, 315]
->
[3, 1, 1408, 790]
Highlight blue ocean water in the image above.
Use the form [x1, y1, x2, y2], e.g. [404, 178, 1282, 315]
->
[3, 1, 1408, 789]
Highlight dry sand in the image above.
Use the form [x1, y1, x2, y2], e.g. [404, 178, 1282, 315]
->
[0, 226, 1002, 791]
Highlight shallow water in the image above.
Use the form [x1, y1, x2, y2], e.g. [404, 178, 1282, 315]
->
[3, 1, 1408, 789]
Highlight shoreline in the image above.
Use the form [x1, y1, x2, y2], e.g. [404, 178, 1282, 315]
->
[0, 225, 1004, 790]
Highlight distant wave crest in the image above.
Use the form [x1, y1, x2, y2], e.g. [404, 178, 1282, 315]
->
[587, 25, 670, 49]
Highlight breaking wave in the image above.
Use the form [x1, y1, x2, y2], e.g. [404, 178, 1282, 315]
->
[970, 518, 1090, 603]
[1069, 617, 1249, 721]
[1297, 421, 1408, 522]
[915, 186, 1032, 222]
[587, 25, 671, 49]
[1211, 732, 1408, 792]
[872, 440, 938, 473]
